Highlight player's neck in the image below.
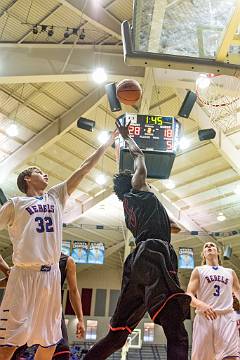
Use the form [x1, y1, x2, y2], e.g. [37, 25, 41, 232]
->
[26, 189, 45, 197]
[206, 258, 219, 266]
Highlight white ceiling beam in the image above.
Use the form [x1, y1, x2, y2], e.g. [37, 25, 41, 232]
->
[0, 87, 105, 182]
[216, 0, 240, 61]
[140, 68, 154, 113]
[0, 46, 144, 84]
[58, 0, 121, 40]
[63, 187, 113, 224]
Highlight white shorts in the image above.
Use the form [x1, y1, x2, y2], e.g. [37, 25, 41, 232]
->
[192, 312, 239, 360]
[0, 264, 62, 347]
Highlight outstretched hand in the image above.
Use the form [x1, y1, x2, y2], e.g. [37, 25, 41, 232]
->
[104, 129, 118, 147]
[115, 118, 131, 139]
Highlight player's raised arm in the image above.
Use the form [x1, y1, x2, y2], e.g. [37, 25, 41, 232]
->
[115, 119, 148, 191]
[66, 130, 117, 195]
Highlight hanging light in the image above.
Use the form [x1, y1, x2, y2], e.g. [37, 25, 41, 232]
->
[98, 131, 110, 145]
[6, 124, 18, 137]
[47, 26, 54, 37]
[179, 137, 191, 150]
[96, 174, 107, 185]
[196, 74, 211, 89]
[217, 212, 226, 222]
[32, 25, 38, 35]
[92, 68, 107, 84]
[164, 179, 175, 190]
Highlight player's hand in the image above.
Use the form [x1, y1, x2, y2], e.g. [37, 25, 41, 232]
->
[104, 129, 118, 147]
[198, 303, 217, 320]
[115, 118, 131, 139]
[76, 319, 85, 339]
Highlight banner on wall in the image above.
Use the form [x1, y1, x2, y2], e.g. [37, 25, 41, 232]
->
[72, 241, 88, 264]
[88, 242, 105, 264]
[178, 247, 194, 269]
[62, 240, 71, 256]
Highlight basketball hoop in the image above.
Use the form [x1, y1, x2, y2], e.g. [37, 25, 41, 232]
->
[196, 73, 240, 133]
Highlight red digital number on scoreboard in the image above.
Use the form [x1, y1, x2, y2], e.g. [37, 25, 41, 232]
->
[129, 125, 141, 136]
[164, 128, 173, 138]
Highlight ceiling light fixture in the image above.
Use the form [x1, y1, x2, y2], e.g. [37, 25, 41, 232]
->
[96, 174, 107, 186]
[196, 74, 211, 89]
[98, 131, 110, 145]
[164, 179, 175, 190]
[92, 68, 107, 84]
[179, 137, 191, 150]
[217, 212, 226, 222]
[6, 124, 18, 137]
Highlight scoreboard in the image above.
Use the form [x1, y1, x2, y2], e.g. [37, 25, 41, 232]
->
[116, 113, 181, 179]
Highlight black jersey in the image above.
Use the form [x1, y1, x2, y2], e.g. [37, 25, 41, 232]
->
[59, 252, 68, 289]
[123, 189, 171, 244]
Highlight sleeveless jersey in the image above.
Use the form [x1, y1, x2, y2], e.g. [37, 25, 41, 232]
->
[7, 182, 68, 266]
[196, 265, 233, 313]
[123, 189, 171, 244]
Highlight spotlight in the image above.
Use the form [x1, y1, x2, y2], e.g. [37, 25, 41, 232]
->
[98, 131, 110, 145]
[79, 29, 85, 40]
[179, 137, 191, 150]
[217, 212, 226, 222]
[64, 28, 72, 38]
[41, 25, 48, 32]
[96, 174, 107, 185]
[47, 26, 54, 37]
[32, 25, 38, 35]
[196, 74, 211, 89]
[92, 68, 107, 84]
[6, 124, 18, 137]
[164, 179, 175, 190]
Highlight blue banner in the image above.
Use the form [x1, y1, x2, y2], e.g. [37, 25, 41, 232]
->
[72, 241, 88, 264]
[178, 247, 194, 269]
[88, 242, 105, 264]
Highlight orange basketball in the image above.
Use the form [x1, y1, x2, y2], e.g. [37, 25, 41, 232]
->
[116, 79, 142, 106]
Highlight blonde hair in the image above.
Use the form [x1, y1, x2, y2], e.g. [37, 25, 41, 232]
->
[201, 243, 222, 265]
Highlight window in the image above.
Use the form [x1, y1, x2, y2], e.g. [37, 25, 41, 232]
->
[86, 320, 98, 341]
[144, 323, 154, 343]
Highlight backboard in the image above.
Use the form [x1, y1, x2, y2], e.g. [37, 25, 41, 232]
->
[122, 0, 240, 75]
[127, 329, 142, 349]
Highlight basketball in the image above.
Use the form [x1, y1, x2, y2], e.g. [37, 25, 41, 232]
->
[116, 79, 142, 105]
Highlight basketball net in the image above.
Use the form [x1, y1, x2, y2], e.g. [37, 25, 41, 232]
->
[196, 73, 240, 133]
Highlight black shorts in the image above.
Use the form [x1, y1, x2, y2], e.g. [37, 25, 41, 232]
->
[110, 239, 191, 333]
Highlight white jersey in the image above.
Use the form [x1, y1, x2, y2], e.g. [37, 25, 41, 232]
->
[196, 265, 233, 313]
[0, 182, 68, 266]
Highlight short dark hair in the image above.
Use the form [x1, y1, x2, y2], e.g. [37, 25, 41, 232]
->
[17, 167, 40, 194]
[113, 170, 132, 201]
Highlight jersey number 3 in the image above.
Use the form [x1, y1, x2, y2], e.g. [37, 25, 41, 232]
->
[213, 284, 220, 297]
[35, 216, 54, 233]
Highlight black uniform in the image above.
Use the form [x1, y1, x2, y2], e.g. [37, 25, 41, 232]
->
[84, 190, 191, 360]
[110, 190, 190, 329]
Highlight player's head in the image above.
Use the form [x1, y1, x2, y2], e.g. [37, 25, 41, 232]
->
[113, 170, 133, 201]
[201, 242, 222, 265]
[17, 167, 48, 194]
